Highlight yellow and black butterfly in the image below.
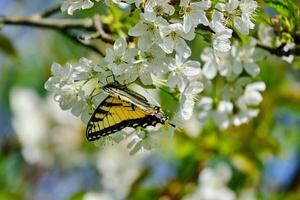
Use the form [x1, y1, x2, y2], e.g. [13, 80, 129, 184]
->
[86, 82, 174, 141]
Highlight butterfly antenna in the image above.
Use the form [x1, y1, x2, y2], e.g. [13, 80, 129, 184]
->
[168, 122, 176, 128]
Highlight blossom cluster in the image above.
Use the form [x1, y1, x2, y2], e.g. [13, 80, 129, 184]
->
[46, 0, 264, 148]
[198, 39, 266, 129]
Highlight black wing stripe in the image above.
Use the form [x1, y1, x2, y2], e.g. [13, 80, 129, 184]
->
[86, 96, 115, 139]
[101, 102, 123, 107]
[87, 115, 159, 141]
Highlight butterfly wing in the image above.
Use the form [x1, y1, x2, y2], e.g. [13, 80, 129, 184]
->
[86, 96, 161, 141]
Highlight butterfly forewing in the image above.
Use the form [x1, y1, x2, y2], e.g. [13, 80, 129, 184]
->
[86, 95, 161, 141]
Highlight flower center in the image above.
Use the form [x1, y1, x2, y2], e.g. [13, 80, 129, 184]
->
[175, 66, 183, 73]
[145, 52, 154, 61]
[154, 5, 164, 15]
[185, 5, 192, 14]
[115, 56, 123, 64]
[147, 22, 156, 32]
[169, 31, 177, 40]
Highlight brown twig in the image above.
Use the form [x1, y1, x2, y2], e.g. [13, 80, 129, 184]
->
[196, 24, 300, 57]
[34, 4, 61, 18]
[0, 5, 114, 56]
[0, 15, 94, 29]
[78, 14, 114, 44]
[257, 43, 300, 57]
[61, 29, 105, 56]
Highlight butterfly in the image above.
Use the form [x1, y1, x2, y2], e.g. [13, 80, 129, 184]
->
[86, 82, 174, 141]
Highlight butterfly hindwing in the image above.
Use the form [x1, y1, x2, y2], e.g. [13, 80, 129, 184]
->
[86, 96, 161, 141]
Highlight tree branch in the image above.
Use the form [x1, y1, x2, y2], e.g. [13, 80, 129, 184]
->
[257, 43, 300, 57]
[78, 15, 114, 44]
[196, 25, 300, 57]
[0, 5, 114, 56]
[33, 4, 61, 18]
[0, 15, 94, 30]
[61, 29, 105, 56]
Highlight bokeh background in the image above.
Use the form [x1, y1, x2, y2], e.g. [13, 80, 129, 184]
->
[1, 0, 300, 199]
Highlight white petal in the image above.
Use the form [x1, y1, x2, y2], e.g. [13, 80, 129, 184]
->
[164, 4, 175, 15]
[198, 96, 213, 110]
[182, 61, 201, 77]
[193, 0, 211, 9]
[234, 16, 249, 35]
[114, 38, 127, 55]
[180, 0, 190, 7]
[138, 33, 153, 51]
[140, 72, 153, 85]
[183, 14, 193, 33]
[175, 38, 191, 58]
[71, 100, 85, 117]
[181, 28, 196, 41]
[202, 62, 217, 79]
[105, 48, 115, 63]
[123, 48, 138, 62]
[244, 62, 260, 77]
[213, 112, 230, 130]
[128, 22, 147, 36]
[246, 81, 266, 92]
[143, 10, 156, 21]
[232, 60, 243, 75]
[160, 37, 174, 53]
[51, 62, 63, 76]
[226, 0, 239, 11]
[181, 96, 194, 120]
[240, 0, 257, 14]
[218, 101, 233, 113]
[167, 72, 178, 88]
[195, 10, 209, 26]
[244, 91, 262, 105]
[185, 81, 203, 94]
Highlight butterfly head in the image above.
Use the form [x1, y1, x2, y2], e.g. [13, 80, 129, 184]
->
[153, 106, 168, 124]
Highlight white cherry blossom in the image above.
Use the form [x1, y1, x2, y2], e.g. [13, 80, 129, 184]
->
[200, 47, 228, 79]
[198, 97, 233, 130]
[117, 45, 168, 85]
[232, 81, 265, 126]
[159, 23, 195, 58]
[72, 57, 96, 81]
[143, 0, 175, 21]
[201, 39, 260, 80]
[167, 55, 201, 92]
[213, 0, 257, 35]
[180, 81, 203, 120]
[180, 0, 211, 33]
[104, 38, 138, 76]
[211, 22, 233, 52]
[230, 39, 260, 77]
[213, 100, 234, 130]
[44, 62, 78, 110]
[128, 16, 168, 51]
[236, 0, 258, 35]
[198, 79, 265, 129]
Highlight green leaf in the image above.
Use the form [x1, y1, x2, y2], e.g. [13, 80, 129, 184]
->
[264, 0, 291, 17]
[69, 191, 86, 200]
[264, 0, 298, 25]
[0, 34, 18, 57]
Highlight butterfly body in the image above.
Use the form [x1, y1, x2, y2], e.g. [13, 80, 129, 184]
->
[86, 82, 169, 141]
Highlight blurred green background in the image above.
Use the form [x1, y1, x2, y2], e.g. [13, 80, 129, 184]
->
[1, 0, 300, 200]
